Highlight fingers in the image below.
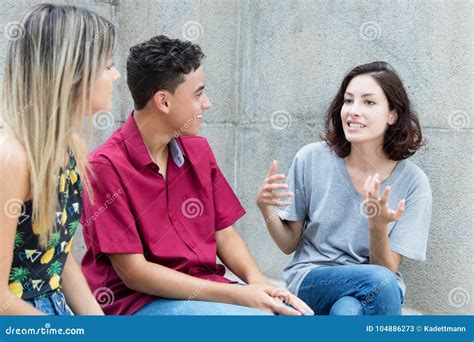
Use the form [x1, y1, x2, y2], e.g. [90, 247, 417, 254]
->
[260, 199, 291, 207]
[392, 199, 406, 220]
[265, 174, 286, 184]
[382, 186, 405, 221]
[265, 287, 309, 316]
[260, 172, 292, 207]
[269, 300, 302, 316]
[366, 173, 380, 198]
[273, 306, 302, 316]
[260, 187, 292, 201]
[373, 174, 381, 198]
[363, 173, 406, 223]
[364, 174, 383, 199]
[288, 294, 315, 315]
[264, 183, 290, 191]
[363, 175, 372, 194]
[381, 186, 391, 205]
[266, 160, 278, 178]
[272, 192, 294, 199]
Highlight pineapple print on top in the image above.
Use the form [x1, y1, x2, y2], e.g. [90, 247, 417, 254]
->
[8, 149, 82, 300]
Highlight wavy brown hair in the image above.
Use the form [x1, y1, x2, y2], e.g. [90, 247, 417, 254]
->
[322, 61, 424, 161]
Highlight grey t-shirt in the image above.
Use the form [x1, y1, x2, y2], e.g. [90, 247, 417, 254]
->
[277, 142, 432, 296]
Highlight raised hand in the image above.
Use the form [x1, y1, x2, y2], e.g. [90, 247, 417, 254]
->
[256, 160, 294, 209]
[363, 173, 405, 226]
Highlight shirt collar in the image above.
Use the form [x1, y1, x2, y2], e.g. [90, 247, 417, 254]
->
[122, 111, 186, 169]
[169, 138, 185, 167]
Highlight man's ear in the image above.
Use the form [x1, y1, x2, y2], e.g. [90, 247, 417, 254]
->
[152, 91, 171, 114]
[388, 110, 398, 125]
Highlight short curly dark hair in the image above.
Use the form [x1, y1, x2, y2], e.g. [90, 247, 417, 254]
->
[322, 61, 425, 161]
[126, 35, 205, 110]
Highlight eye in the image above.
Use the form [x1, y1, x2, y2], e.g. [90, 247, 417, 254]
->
[343, 98, 352, 104]
[365, 100, 376, 105]
[105, 63, 115, 70]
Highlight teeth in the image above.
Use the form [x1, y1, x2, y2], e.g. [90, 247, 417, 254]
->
[349, 122, 364, 128]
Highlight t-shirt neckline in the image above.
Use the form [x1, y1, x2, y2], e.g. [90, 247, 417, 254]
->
[335, 151, 406, 200]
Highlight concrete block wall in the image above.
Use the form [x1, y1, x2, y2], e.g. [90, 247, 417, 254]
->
[1, 0, 472, 314]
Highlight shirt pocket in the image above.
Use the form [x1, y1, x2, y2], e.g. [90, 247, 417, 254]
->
[180, 186, 215, 238]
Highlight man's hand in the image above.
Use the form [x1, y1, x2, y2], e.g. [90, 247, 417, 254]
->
[235, 283, 314, 316]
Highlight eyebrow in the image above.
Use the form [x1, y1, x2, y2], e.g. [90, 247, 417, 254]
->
[194, 85, 205, 93]
[344, 92, 376, 97]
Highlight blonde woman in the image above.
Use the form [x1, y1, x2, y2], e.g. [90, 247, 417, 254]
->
[0, 4, 120, 315]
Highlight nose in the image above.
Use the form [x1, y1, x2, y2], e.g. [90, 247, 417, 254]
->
[113, 66, 121, 82]
[202, 94, 212, 110]
[348, 101, 362, 117]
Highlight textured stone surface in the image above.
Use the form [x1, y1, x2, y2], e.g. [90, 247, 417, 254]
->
[1, 0, 472, 314]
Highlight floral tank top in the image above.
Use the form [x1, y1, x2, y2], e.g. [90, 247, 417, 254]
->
[8, 149, 82, 300]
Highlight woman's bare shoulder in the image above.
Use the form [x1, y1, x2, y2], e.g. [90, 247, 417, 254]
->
[0, 131, 30, 200]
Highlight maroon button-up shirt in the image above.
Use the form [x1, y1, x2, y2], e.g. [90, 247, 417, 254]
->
[81, 112, 245, 315]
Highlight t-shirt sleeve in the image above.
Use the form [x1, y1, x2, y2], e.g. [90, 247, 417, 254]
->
[277, 149, 307, 222]
[389, 175, 432, 261]
[81, 161, 143, 254]
[208, 144, 246, 231]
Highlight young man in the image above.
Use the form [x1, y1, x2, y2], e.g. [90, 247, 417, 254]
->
[80, 35, 313, 316]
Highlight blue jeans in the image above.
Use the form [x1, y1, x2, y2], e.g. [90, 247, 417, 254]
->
[133, 299, 271, 316]
[297, 265, 404, 315]
[25, 291, 74, 315]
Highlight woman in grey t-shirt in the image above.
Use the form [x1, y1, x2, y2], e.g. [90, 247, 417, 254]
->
[256, 61, 432, 315]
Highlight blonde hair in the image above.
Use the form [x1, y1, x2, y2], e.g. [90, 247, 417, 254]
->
[1, 4, 116, 247]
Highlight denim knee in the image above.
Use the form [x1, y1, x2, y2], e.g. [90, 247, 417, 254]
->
[361, 265, 402, 314]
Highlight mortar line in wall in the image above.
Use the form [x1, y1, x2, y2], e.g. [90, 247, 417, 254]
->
[198, 122, 473, 133]
[232, 0, 246, 190]
[233, 126, 238, 190]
